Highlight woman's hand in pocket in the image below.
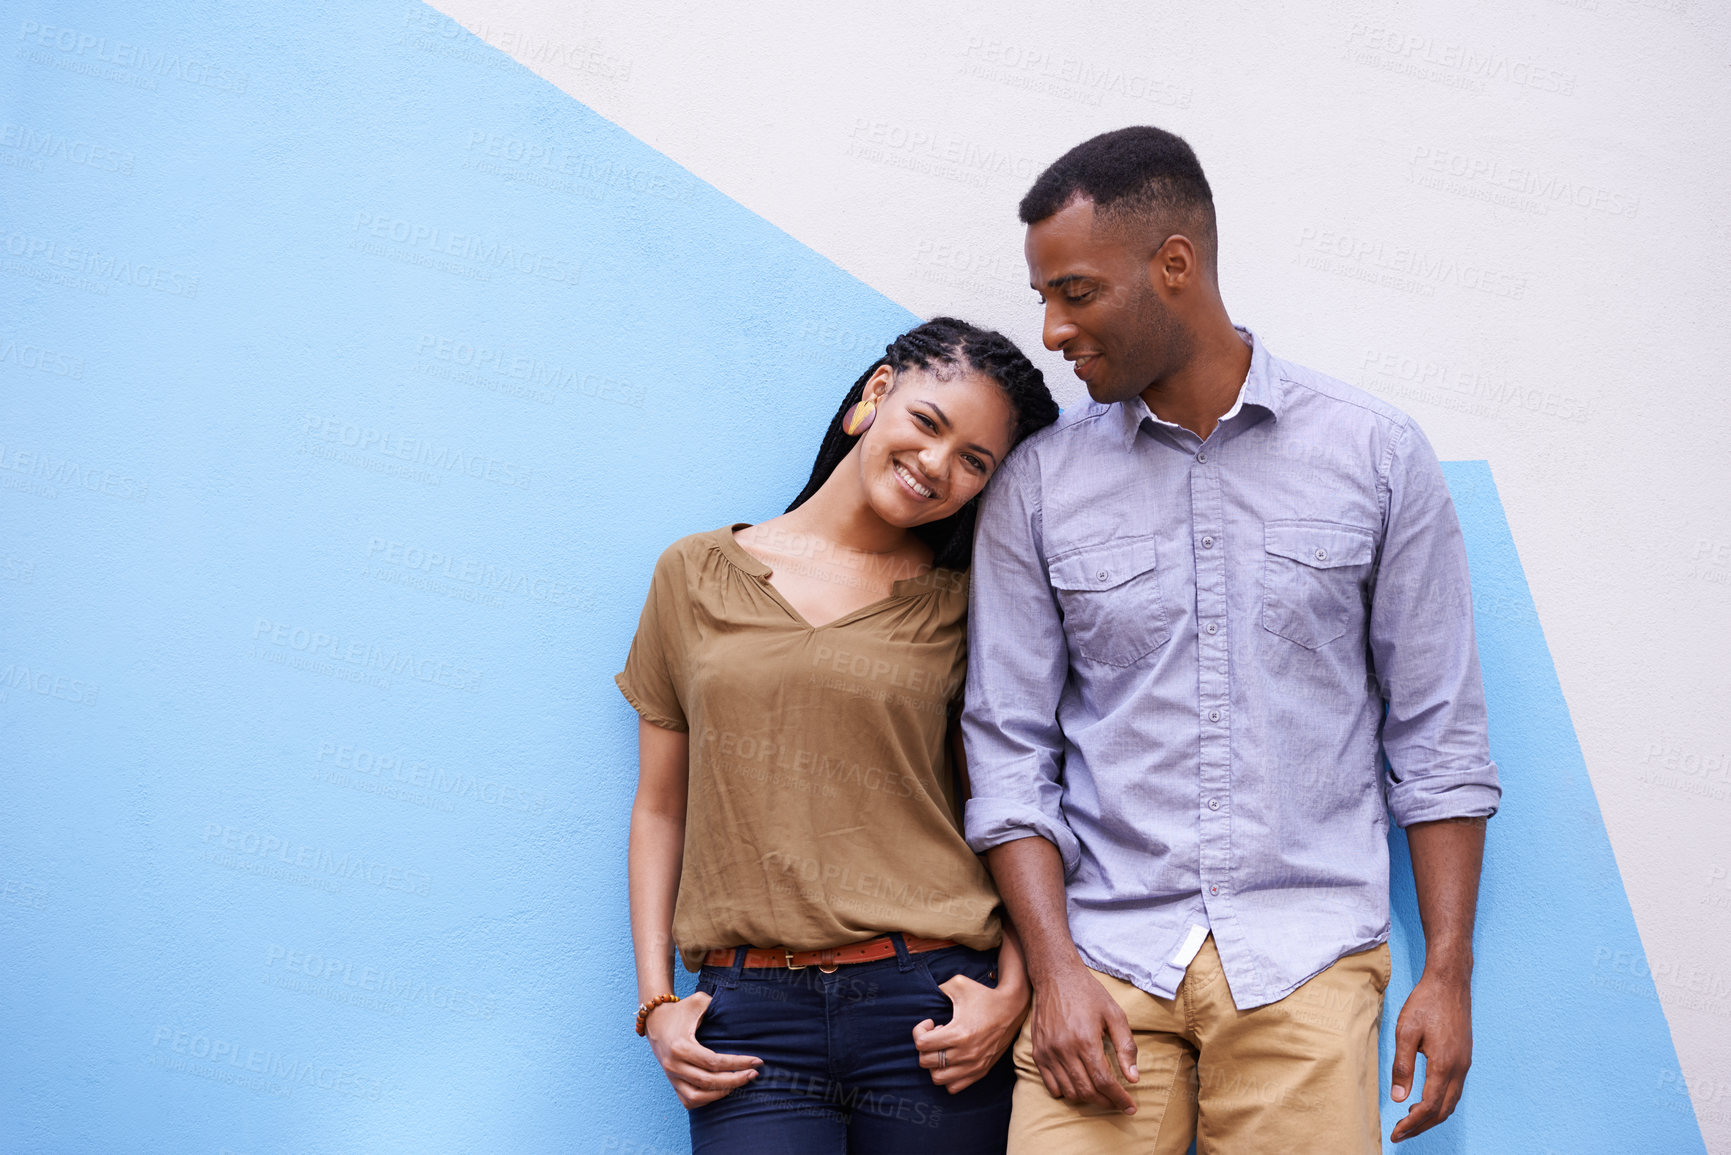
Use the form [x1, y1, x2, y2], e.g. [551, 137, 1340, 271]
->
[644, 991, 763, 1108]
[912, 971, 1031, 1093]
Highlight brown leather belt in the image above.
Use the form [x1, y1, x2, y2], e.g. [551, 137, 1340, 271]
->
[703, 934, 958, 972]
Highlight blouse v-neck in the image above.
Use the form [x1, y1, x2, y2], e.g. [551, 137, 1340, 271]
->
[716, 522, 950, 631]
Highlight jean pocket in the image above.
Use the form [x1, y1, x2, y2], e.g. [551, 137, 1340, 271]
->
[694, 972, 733, 1034]
[913, 946, 998, 1004]
[1260, 520, 1375, 650]
[1048, 537, 1171, 667]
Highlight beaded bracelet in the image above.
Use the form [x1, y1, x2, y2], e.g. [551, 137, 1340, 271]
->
[634, 993, 679, 1036]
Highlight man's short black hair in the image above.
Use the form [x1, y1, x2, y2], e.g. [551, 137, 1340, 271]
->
[1019, 126, 1216, 264]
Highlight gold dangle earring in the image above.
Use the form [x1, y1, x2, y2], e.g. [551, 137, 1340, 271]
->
[841, 396, 877, 436]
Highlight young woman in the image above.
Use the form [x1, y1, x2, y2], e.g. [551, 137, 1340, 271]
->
[617, 317, 1059, 1154]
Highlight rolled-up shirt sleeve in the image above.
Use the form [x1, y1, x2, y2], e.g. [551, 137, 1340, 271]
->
[962, 447, 1082, 877]
[1371, 418, 1503, 826]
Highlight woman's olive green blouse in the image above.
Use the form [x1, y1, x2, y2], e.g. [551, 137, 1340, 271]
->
[616, 524, 1002, 972]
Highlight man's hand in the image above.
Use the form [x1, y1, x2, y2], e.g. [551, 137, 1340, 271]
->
[1389, 970, 1473, 1140]
[982, 837, 1139, 1114]
[1028, 959, 1140, 1114]
[1392, 815, 1486, 1142]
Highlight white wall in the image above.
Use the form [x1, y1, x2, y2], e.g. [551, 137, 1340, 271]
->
[428, 0, 1731, 1144]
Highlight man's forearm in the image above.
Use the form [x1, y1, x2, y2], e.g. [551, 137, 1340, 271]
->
[1405, 816, 1487, 980]
[984, 835, 1086, 983]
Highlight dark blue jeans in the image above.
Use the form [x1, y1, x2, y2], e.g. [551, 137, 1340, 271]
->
[688, 934, 1014, 1155]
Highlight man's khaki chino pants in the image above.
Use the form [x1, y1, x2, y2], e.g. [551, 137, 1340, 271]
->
[1007, 935, 1391, 1154]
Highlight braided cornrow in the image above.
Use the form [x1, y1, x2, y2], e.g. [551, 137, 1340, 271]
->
[786, 317, 1058, 570]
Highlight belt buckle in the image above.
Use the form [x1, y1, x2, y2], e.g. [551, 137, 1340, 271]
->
[783, 948, 806, 971]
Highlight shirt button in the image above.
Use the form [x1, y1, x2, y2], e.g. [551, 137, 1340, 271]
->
[1206, 622, 1218, 635]
[1315, 548, 1328, 562]
[1202, 536, 1215, 549]
[1196, 451, 1208, 463]
[1208, 709, 1221, 722]
[1218, 663, 1228, 674]
[1208, 798, 1220, 811]
[1097, 570, 1108, 581]
[1210, 885, 1219, 895]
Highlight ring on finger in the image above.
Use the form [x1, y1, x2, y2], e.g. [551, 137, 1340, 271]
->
[939, 1049, 948, 1069]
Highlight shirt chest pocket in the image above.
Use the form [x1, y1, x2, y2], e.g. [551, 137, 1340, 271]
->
[1047, 537, 1172, 667]
[1261, 521, 1376, 650]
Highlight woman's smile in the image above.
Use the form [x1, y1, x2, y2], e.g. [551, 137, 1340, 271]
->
[892, 458, 939, 501]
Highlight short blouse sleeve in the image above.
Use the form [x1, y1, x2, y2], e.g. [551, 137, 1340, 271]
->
[614, 543, 690, 732]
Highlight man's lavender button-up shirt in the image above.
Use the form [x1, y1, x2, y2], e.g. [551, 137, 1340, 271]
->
[962, 328, 1501, 1011]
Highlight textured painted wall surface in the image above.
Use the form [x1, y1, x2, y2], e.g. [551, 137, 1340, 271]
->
[0, 2, 1718, 1152]
[427, 2, 1731, 1147]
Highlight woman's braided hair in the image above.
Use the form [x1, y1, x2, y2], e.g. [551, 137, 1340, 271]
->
[786, 317, 1059, 571]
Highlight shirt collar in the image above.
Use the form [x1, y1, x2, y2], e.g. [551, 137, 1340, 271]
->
[1118, 325, 1281, 448]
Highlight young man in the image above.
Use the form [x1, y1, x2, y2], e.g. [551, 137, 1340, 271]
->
[961, 126, 1501, 1152]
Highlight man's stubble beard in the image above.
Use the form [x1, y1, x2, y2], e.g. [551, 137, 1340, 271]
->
[1098, 283, 1194, 406]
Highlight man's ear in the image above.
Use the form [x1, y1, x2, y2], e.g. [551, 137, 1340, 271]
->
[1148, 234, 1197, 291]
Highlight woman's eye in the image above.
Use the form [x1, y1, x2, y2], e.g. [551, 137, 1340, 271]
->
[965, 455, 986, 472]
[914, 413, 937, 431]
